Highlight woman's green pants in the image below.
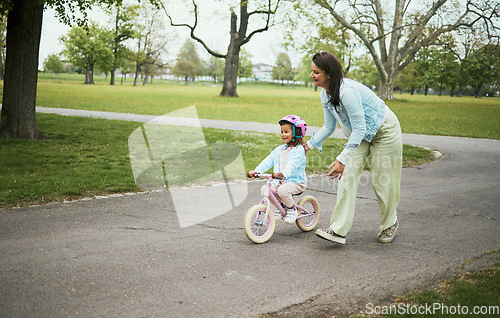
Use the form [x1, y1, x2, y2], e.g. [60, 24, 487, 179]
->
[330, 110, 403, 237]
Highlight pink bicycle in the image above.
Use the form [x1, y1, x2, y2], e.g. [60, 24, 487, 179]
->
[244, 173, 320, 243]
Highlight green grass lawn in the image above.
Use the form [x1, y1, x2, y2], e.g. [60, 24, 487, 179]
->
[0, 113, 433, 208]
[377, 261, 500, 318]
[26, 75, 500, 139]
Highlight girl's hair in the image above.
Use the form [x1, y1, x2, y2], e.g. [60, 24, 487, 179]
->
[280, 122, 305, 148]
[312, 52, 345, 107]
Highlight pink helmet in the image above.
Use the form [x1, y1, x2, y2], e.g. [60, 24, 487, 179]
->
[279, 114, 307, 138]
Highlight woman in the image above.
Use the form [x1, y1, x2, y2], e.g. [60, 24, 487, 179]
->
[305, 52, 402, 244]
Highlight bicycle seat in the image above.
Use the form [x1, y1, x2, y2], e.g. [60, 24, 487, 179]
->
[293, 191, 304, 196]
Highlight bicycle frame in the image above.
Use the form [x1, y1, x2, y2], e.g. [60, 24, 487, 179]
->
[256, 173, 312, 221]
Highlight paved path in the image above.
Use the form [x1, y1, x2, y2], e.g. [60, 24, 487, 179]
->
[1, 107, 499, 317]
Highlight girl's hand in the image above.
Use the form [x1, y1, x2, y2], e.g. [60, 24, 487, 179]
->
[326, 160, 345, 179]
[247, 170, 257, 178]
[272, 172, 284, 180]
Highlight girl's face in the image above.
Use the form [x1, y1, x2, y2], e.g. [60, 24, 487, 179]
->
[281, 123, 294, 145]
[311, 62, 329, 90]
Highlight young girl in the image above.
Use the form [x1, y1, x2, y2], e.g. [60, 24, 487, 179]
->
[248, 115, 308, 224]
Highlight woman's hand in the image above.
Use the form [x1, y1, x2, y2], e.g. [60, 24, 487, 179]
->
[304, 143, 310, 155]
[247, 170, 257, 178]
[326, 160, 345, 180]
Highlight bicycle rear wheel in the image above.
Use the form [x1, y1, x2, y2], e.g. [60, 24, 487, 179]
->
[244, 204, 276, 243]
[296, 196, 320, 231]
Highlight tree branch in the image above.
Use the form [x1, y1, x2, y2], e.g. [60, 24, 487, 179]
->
[158, 0, 225, 59]
[240, 0, 280, 46]
[314, 0, 388, 80]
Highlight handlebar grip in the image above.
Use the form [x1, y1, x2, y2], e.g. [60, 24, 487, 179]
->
[247, 171, 261, 178]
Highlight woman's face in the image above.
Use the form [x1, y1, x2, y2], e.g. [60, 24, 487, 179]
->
[311, 62, 329, 90]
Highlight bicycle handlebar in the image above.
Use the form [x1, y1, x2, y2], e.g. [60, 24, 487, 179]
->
[250, 172, 284, 180]
[254, 173, 272, 178]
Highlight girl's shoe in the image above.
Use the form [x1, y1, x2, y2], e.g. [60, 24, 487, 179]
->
[315, 227, 346, 244]
[284, 207, 298, 224]
[274, 210, 283, 220]
[275, 202, 286, 220]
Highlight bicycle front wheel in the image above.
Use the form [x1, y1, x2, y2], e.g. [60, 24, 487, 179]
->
[244, 204, 276, 243]
[296, 195, 320, 231]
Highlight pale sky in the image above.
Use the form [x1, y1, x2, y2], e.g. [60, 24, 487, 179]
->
[38, 6, 290, 70]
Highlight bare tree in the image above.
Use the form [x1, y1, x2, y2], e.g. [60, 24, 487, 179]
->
[133, 4, 168, 86]
[161, 0, 280, 97]
[313, 0, 500, 100]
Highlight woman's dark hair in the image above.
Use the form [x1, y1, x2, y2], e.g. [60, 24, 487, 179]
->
[312, 52, 345, 107]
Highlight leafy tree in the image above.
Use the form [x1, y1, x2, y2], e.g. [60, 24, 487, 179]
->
[413, 44, 462, 96]
[206, 56, 225, 83]
[433, 46, 459, 96]
[61, 22, 114, 84]
[132, 3, 168, 86]
[120, 57, 136, 84]
[238, 49, 253, 80]
[172, 59, 197, 84]
[349, 55, 379, 90]
[295, 55, 313, 88]
[43, 53, 65, 82]
[311, 0, 499, 100]
[172, 39, 201, 83]
[292, 21, 355, 74]
[394, 61, 420, 95]
[103, 3, 140, 85]
[272, 52, 292, 87]
[162, 0, 281, 97]
[464, 44, 500, 98]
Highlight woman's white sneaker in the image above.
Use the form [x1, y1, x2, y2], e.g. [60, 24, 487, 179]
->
[315, 228, 346, 244]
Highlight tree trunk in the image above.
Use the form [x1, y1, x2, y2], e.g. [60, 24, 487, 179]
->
[84, 60, 94, 84]
[0, 0, 45, 140]
[0, 49, 4, 81]
[133, 61, 140, 86]
[220, 49, 239, 97]
[475, 83, 484, 98]
[378, 76, 395, 100]
[142, 59, 150, 85]
[219, 12, 239, 97]
[110, 69, 116, 85]
[110, 7, 119, 86]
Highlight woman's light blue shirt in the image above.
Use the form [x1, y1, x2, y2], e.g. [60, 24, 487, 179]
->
[307, 78, 388, 165]
[255, 144, 307, 184]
